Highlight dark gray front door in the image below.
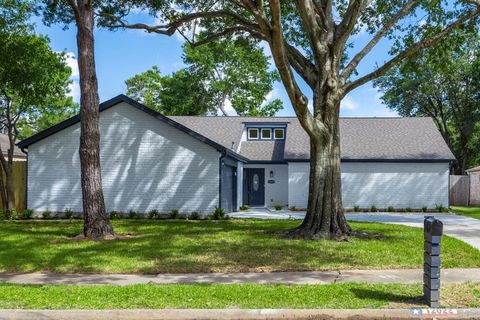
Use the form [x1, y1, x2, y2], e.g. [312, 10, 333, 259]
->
[244, 168, 265, 206]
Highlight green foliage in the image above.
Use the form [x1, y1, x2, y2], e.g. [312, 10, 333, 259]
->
[274, 205, 283, 211]
[213, 207, 225, 220]
[110, 211, 120, 220]
[370, 205, 377, 213]
[405, 208, 412, 213]
[387, 206, 395, 213]
[147, 209, 160, 219]
[169, 209, 180, 220]
[422, 206, 429, 213]
[126, 38, 282, 117]
[64, 208, 73, 220]
[42, 210, 51, 220]
[128, 210, 140, 219]
[2, 209, 18, 220]
[435, 204, 447, 213]
[353, 205, 360, 212]
[190, 211, 200, 220]
[239, 205, 249, 211]
[21, 209, 33, 220]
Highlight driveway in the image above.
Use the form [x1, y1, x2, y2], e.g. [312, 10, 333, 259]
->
[230, 210, 480, 250]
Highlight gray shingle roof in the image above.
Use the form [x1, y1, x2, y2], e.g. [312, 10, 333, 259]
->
[0, 133, 26, 158]
[169, 116, 455, 162]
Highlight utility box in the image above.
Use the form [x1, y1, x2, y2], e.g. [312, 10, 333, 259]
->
[424, 216, 443, 308]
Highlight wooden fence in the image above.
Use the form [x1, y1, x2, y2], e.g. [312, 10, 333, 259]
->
[450, 174, 480, 206]
[0, 161, 27, 211]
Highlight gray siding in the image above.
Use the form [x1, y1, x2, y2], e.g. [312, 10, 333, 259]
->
[243, 164, 288, 207]
[27, 102, 220, 214]
[288, 162, 449, 209]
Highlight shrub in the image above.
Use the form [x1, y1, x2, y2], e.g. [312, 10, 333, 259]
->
[290, 206, 297, 211]
[42, 210, 51, 219]
[128, 210, 140, 219]
[4, 209, 18, 220]
[147, 209, 160, 219]
[64, 208, 74, 219]
[110, 210, 120, 220]
[353, 205, 360, 212]
[213, 207, 225, 220]
[422, 206, 428, 213]
[405, 207, 412, 213]
[370, 205, 377, 212]
[22, 209, 33, 220]
[170, 209, 180, 219]
[387, 206, 395, 213]
[435, 204, 446, 213]
[239, 204, 249, 211]
[274, 204, 283, 211]
[190, 211, 200, 220]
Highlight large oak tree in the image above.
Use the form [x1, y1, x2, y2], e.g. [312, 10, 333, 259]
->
[109, 0, 479, 239]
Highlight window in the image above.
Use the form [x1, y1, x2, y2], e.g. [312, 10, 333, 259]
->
[248, 128, 259, 140]
[261, 128, 271, 139]
[274, 128, 285, 140]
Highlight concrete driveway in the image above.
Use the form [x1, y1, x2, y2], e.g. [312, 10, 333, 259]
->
[230, 210, 480, 250]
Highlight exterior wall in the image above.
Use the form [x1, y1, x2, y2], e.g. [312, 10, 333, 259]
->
[236, 161, 244, 209]
[243, 164, 288, 207]
[288, 162, 450, 209]
[27, 102, 220, 214]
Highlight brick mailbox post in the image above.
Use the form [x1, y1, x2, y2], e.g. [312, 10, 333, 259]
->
[424, 216, 443, 308]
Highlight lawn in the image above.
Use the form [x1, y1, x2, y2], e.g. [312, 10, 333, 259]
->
[0, 282, 479, 309]
[0, 219, 478, 273]
[451, 206, 480, 220]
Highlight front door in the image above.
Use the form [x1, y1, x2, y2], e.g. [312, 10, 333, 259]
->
[244, 168, 265, 206]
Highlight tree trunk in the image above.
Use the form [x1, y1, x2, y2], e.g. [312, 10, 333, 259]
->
[75, 2, 114, 239]
[287, 93, 350, 240]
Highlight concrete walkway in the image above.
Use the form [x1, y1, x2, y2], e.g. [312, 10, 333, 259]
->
[1, 268, 480, 286]
[1, 309, 479, 320]
[230, 210, 480, 250]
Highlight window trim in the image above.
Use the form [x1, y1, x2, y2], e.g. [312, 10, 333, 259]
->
[247, 128, 259, 140]
[273, 128, 285, 140]
[261, 128, 272, 140]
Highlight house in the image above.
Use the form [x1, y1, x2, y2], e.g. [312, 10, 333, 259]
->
[0, 133, 26, 161]
[18, 95, 455, 214]
[467, 166, 480, 175]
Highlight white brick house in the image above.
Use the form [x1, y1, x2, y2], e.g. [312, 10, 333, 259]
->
[18, 95, 455, 214]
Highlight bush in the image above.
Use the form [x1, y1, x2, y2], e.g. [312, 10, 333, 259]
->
[147, 209, 160, 219]
[435, 204, 446, 213]
[387, 206, 395, 213]
[239, 204, 249, 211]
[64, 208, 74, 219]
[128, 210, 140, 219]
[422, 206, 428, 213]
[274, 204, 283, 211]
[213, 207, 225, 220]
[42, 210, 51, 219]
[352, 205, 360, 212]
[170, 209, 180, 219]
[110, 210, 120, 220]
[405, 207, 412, 213]
[3, 209, 18, 220]
[22, 209, 33, 220]
[370, 205, 377, 212]
[190, 211, 200, 220]
[290, 206, 297, 211]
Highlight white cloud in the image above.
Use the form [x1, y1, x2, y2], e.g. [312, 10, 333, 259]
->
[68, 81, 80, 102]
[340, 95, 359, 110]
[64, 52, 80, 103]
[65, 52, 79, 78]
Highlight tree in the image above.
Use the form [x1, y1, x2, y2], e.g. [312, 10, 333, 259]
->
[0, 2, 76, 211]
[374, 32, 480, 174]
[126, 39, 282, 116]
[38, 0, 119, 239]
[108, 0, 480, 239]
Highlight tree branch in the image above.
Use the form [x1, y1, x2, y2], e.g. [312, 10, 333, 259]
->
[334, 0, 370, 56]
[341, 0, 421, 80]
[343, 8, 480, 94]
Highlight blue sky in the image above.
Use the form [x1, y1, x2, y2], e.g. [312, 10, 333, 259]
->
[33, 15, 399, 117]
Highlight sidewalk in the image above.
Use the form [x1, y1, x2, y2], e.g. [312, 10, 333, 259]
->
[1, 268, 479, 285]
[0, 308, 479, 320]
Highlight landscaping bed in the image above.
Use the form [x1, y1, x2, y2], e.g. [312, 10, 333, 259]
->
[0, 220, 478, 273]
[0, 282, 479, 309]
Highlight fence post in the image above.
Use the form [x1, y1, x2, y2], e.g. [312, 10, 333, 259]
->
[424, 216, 443, 308]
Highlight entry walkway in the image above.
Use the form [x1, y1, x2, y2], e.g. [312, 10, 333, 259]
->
[230, 210, 480, 250]
[1, 268, 479, 285]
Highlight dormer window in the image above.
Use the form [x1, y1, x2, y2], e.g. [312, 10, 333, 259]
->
[247, 128, 259, 140]
[261, 128, 271, 139]
[274, 128, 285, 140]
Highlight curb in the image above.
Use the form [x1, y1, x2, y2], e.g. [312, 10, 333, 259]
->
[0, 309, 479, 320]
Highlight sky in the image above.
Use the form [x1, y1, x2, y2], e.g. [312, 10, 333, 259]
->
[32, 13, 399, 118]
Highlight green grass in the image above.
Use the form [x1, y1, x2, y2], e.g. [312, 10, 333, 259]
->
[451, 206, 480, 220]
[0, 282, 479, 309]
[0, 219, 478, 273]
